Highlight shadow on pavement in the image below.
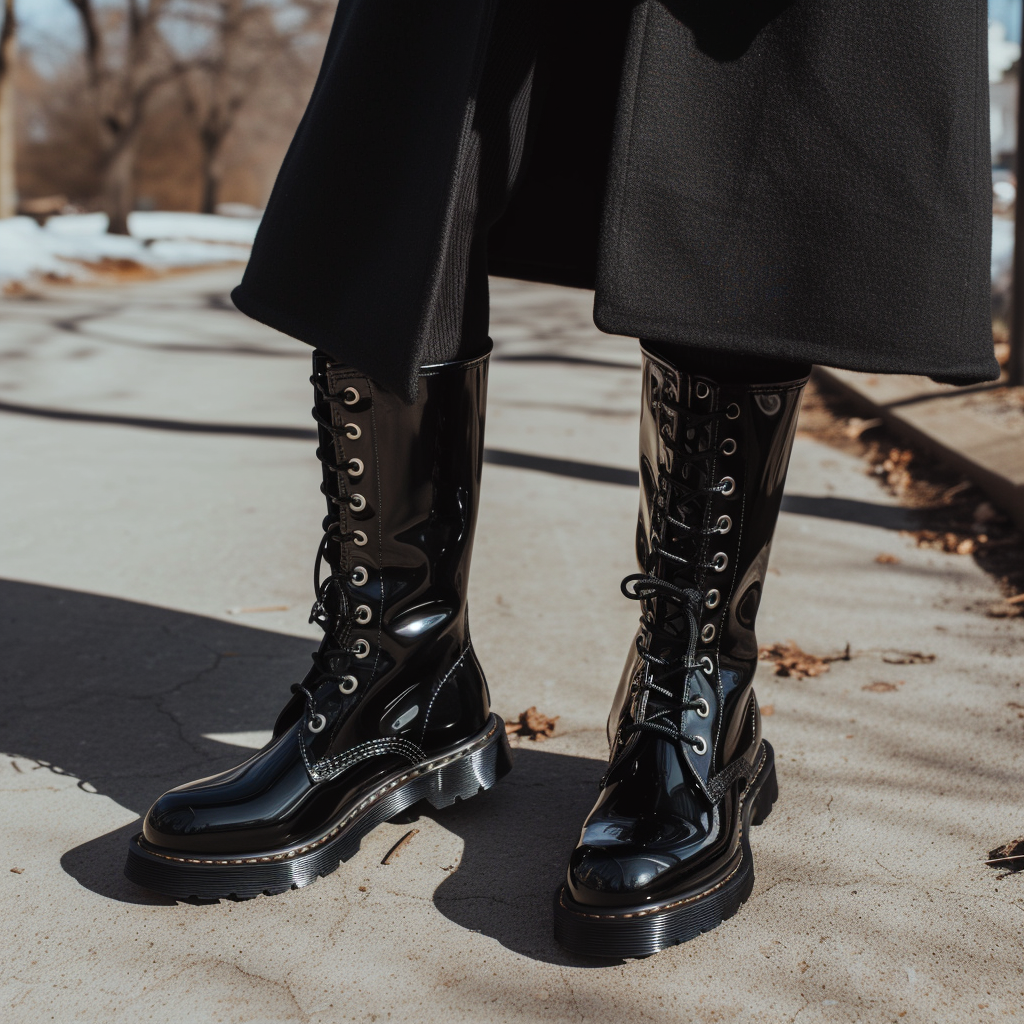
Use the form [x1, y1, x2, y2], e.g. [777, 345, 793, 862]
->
[0, 578, 310, 903]
[427, 745, 611, 968]
[2, 578, 610, 966]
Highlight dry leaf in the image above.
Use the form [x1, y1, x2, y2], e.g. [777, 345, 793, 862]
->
[760, 704, 775, 717]
[882, 651, 935, 665]
[986, 836, 1024, 872]
[758, 642, 847, 680]
[862, 681, 901, 693]
[505, 706, 559, 741]
[843, 417, 882, 439]
[875, 553, 900, 565]
[9, 867, 24, 874]
[986, 601, 1024, 619]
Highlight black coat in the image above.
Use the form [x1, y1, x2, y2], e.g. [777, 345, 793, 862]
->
[233, 1, 997, 401]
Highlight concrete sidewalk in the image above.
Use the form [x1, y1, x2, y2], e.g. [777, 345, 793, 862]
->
[1, 270, 1022, 1023]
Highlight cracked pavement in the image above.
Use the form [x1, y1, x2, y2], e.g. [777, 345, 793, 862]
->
[1, 269, 1023, 1022]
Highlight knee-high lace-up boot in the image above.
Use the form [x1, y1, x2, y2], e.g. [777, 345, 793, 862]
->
[126, 347, 511, 900]
[554, 345, 808, 957]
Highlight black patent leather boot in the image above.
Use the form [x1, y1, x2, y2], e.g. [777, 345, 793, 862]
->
[554, 345, 808, 957]
[126, 347, 511, 900]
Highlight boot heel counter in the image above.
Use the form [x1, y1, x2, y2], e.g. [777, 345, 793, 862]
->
[419, 640, 491, 748]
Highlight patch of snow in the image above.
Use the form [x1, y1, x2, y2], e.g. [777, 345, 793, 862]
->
[43, 212, 110, 237]
[128, 211, 260, 244]
[0, 212, 252, 287]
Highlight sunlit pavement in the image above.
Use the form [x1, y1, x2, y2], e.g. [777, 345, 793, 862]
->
[2, 269, 1022, 1023]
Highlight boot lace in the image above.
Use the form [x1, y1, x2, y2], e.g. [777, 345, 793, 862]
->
[291, 368, 370, 733]
[607, 398, 734, 774]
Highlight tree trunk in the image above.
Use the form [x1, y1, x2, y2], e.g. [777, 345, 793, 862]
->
[199, 144, 221, 215]
[0, 0, 16, 219]
[103, 139, 136, 235]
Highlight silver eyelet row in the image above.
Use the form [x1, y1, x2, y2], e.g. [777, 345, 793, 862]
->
[349, 493, 366, 512]
[339, 675, 358, 695]
[351, 565, 368, 586]
[691, 736, 708, 755]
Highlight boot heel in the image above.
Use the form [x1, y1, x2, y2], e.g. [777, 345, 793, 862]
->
[423, 716, 513, 810]
[748, 740, 778, 828]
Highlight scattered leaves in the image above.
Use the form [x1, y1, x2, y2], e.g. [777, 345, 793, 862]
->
[882, 651, 935, 665]
[760, 704, 775, 717]
[986, 601, 1024, 619]
[861, 681, 902, 693]
[908, 530, 979, 555]
[381, 829, 419, 865]
[758, 642, 850, 680]
[872, 447, 915, 496]
[506, 706, 559, 741]
[875, 553, 900, 565]
[985, 837, 1024, 871]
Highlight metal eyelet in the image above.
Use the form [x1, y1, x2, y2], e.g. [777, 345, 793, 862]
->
[700, 656, 714, 675]
[695, 697, 710, 719]
[342, 387, 360, 406]
[354, 604, 371, 624]
[704, 588, 721, 609]
[720, 438, 737, 456]
[712, 552, 729, 572]
[349, 493, 366, 512]
[345, 422, 362, 440]
[347, 458, 364, 477]
[695, 381, 711, 400]
[338, 675, 358, 695]
[691, 736, 708, 756]
[726, 403, 741, 420]
[716, 515, 732, 534]
[701, 623, 716, 643]
[353, 530, 368, 546]
[719, 476, 736, 496]
[352, 638, 371, 659]
[308, 713, 326, 734]
[351, 565, 368, 586]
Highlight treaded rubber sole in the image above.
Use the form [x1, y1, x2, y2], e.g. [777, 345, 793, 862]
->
[124, 714, 512, 902]
[553, 739, 778, 958]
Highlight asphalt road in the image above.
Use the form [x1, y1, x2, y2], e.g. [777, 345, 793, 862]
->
[2, 270, 1022, 1023]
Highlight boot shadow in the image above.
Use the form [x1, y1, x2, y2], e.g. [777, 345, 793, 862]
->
[426, 745, 616, 967]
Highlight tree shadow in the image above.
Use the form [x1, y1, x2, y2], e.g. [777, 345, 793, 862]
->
[0, 578, 311, 903]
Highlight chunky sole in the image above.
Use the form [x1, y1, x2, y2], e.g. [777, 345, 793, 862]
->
[125, 714, 512, 902]
[553, 739, 778, 958]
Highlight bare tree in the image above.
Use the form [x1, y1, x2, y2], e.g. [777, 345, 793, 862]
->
[0, 0, 16, 218]
[66, 0, 179, 232]
[172, 0, 330, 214]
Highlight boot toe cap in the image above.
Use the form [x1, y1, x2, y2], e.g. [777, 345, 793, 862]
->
[567, 844, 677, 899]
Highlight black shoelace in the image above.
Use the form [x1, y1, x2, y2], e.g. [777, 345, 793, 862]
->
[291, 369, 368, 733]
[603, 400, 733, 779]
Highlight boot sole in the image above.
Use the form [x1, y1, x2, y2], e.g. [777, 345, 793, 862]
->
[553, 739, 778, 958]
[124, 714, 512, 902]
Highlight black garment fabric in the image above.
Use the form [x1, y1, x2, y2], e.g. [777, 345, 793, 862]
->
[232, 0, 998, 402]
